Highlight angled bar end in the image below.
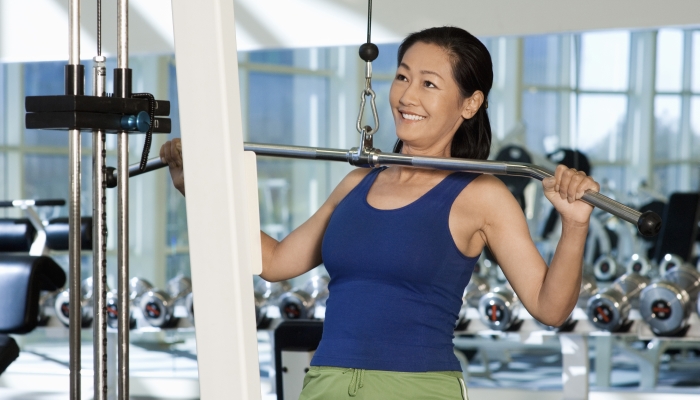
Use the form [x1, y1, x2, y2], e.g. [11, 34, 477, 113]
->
[637, 210, 662, 237]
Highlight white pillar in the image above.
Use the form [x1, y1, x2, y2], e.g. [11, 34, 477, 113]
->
[171, 1, 262, 399]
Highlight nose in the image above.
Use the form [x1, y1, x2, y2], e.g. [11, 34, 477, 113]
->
[398, 81, 419, 107]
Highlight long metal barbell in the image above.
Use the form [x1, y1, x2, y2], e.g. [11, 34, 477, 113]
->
[106, 142, 662, 237]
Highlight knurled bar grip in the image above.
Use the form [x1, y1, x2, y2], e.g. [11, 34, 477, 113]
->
[114, 142, 662, 237]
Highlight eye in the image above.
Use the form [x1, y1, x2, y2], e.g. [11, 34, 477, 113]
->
[424, 80, 437, 88]
[395, 74, 408, 82]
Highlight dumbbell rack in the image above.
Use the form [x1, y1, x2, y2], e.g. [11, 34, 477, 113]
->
[453, 307, 700, 399]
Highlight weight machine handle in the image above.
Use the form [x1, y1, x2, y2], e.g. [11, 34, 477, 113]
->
[109, 143, 662, 237]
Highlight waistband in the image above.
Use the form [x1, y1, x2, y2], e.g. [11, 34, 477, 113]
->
[307, 366, 464, 397]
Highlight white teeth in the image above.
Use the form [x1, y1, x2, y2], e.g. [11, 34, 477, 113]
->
[402, 113, 425, 121]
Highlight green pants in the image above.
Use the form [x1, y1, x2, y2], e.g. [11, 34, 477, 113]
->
[299, 366, 468, 400]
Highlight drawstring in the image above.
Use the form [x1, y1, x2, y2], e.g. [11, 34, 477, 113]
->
[345, 368, 365, 396]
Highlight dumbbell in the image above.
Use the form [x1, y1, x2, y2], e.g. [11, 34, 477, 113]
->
[658, 254, 684, 276]
[139, 275, 193, 328]
[54, 277, 94, 328]
[106, 277, 154, 329]
[456, 276, 489, 329]
[640, 264, 700, 336]
[593, 255, 623, 282]
[473, 258, 492, 280]
[625, 254, 653, 277]
[278, 275, 330, 320]
[253, 278, 292, 327]
[37, 290, 59, 326]
[495, 265, 507, 283]
[536, 274, 597, 331]
[587, 273, 650, 332]
[478, 286, 521, 331]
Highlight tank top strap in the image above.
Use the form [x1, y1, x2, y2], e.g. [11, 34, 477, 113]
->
[421, 171, 480, 210]
[352, 166, 388, 196]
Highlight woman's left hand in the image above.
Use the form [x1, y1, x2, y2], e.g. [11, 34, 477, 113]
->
[542, 165, 601, 226]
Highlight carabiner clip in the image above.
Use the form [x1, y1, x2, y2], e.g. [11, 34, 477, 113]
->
[356, 87, 380, 136]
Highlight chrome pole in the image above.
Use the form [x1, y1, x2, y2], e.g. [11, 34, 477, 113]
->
[92, 54, 108, 400]
[116, 1, 130, 399]
[68, 0, 82, 399]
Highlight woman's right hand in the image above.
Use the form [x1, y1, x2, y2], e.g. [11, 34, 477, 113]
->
[160, 138, 185, 196]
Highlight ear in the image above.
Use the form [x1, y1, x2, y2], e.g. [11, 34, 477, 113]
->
[460, 90, 484, 120]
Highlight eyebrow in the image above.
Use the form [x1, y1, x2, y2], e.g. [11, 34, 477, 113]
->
[399, 63, 443, 79]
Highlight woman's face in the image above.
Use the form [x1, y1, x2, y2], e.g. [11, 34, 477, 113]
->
[389, 42, 479, 155]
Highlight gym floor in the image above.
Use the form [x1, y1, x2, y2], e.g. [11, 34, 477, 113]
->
[1, 329, 700, 399]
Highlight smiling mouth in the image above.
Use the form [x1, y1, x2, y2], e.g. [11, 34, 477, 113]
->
[401, 112, 425, 121]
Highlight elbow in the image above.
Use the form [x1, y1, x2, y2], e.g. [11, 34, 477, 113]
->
[533, 307, 574, 327]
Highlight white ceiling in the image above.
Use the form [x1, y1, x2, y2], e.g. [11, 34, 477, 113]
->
[1, 0, 699, 62]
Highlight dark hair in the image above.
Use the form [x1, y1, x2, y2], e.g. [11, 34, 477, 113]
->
[392, 27, 493, 160]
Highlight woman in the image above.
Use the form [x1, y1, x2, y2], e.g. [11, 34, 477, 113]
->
[161, 27, 599, 400]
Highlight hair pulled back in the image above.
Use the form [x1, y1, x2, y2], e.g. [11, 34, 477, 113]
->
[393, 27, 493, 160]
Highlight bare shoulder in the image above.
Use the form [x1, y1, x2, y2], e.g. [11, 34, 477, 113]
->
[453, 174, 523, 222]
[326, 168, 372, 207]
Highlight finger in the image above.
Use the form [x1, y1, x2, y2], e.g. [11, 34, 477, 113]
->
[163, 142, 177, 169]
[553, 164, 568, 193]
[542, 176, 556, 192]
[567, 172, 586, 203]
[171, 139, 182, 168]
[556, 165, 575, 200]
[576, 176, 600, 200]
[160, 140, 169, 162]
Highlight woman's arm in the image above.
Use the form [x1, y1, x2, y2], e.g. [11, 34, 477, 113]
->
[159, 138, 369, 283]
[466, 166, 599, 327]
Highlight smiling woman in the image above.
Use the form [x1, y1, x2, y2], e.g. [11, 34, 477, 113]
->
[392, 28, 493, 160]
[160, 26, 601, 400]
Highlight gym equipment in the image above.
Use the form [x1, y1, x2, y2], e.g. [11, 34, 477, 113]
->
[116, 142, 661, 238]
[44, 217, 93, 251]
[0, 219, 37, 253]
[0, 255, 66, 333]
[593, 255, 623, 282]
[472, 258, 491, 279]
[653, 193, 700, 263]
[640, 264, 700, 336]
[0, 335, 20, 376]
[658, 254, 684, 276]
[254, 278, 291, 327]
[106, 291, 135, 330]
[626, 253, 654, 277]
[495, 265, 508, 283]
[274, 320, 324, 400]
[139, 276, 192, 328]
[278, 276, 330, 320]
[456, 276, 489, 329]
[586, 273, 650, 332]
[54, 277, 95, 328]
[478, 286, 521, 331]
[494, 145, 532, 210]
[577, 274, 598, 308]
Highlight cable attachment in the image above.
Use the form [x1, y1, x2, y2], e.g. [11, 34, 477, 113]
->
[356, 44, 380, 137]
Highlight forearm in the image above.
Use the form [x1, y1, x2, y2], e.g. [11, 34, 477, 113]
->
[535, 221, 588, 325]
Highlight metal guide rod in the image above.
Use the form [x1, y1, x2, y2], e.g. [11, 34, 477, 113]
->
[116, 142, 661, 237]
[92, 55, 108, 400]
[68, 1, 82, 399]
[116, 1, 130, 399]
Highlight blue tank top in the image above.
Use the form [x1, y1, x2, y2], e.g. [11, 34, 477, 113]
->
[311, 167, 480, 372]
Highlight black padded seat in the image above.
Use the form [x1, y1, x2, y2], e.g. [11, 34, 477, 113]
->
[45, 217, 93, 251]
[0, 255, 66, 334]
[0, 219, 36, 253]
